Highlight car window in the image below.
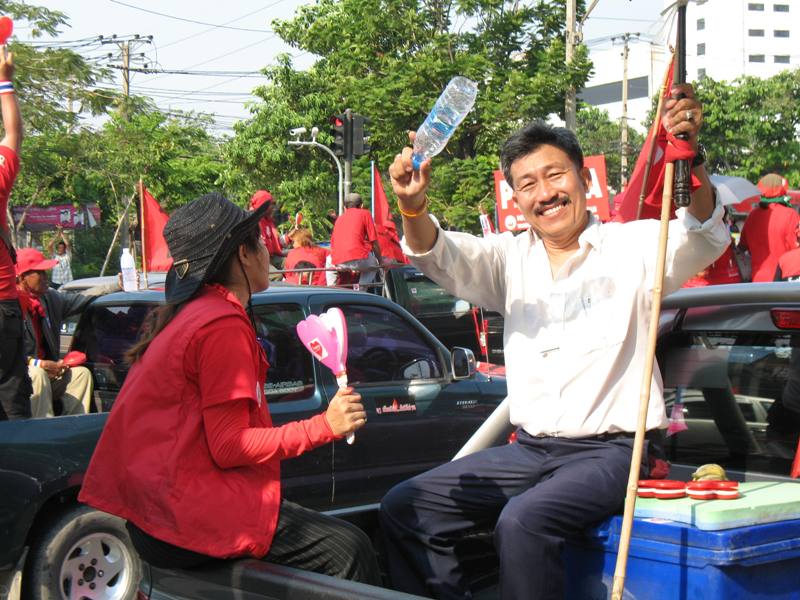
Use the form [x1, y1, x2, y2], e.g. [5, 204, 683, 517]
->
[253, 303, 315, 402]
[396, 270, 471, 318]
[339, 304, 443, 384]
[78, 303, 154, 367]
[660, 332, 800, 476]
[72, 303, 156, 409]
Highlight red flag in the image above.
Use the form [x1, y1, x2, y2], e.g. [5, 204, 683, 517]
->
[373, 165, 408, 264]
[613, 58, 699, 223]
[141, 185, 172, 271]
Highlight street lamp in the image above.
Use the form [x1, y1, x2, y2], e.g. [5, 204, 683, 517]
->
[287, 126, 344, 215]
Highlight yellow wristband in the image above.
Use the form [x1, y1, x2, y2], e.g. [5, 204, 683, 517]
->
[398, 197, 428, 218]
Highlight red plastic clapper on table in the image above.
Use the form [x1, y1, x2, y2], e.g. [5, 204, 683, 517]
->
[0, 17, 13, 45]
[296, 307, 355, 444]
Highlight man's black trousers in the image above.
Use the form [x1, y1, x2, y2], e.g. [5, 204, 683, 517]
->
[380, 429, 650, 600]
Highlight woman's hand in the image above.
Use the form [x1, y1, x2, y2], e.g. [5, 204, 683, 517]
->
[325, 386, 367, 437]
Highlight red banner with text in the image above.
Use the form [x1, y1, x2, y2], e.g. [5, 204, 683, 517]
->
[12, 204, 102, 232]
[493, 154, 610, 233]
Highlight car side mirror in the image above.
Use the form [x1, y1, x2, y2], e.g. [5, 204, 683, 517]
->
[451, 347, 476, 380]
[452, 299, 470, 318]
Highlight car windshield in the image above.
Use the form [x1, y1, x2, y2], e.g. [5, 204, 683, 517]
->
[399, 271, 469, 317]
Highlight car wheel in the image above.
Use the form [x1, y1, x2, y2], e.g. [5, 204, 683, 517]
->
[24, 505, 141, 600]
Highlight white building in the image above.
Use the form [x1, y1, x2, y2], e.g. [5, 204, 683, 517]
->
[691, 0, 799, 81]
[579, 40, 669, 133]
[581, 0, 800, 132]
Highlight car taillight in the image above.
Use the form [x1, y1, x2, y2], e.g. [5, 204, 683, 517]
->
[771, 309, 800, 329]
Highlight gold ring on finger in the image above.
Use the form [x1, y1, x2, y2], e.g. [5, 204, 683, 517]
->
[685, 110, 694, 122]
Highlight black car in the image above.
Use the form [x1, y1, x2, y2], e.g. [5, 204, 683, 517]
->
[383, 265, 505, 365]
[0, 285, 507, 600]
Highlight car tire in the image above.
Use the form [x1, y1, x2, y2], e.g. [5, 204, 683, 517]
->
[23, 504, 141, 600]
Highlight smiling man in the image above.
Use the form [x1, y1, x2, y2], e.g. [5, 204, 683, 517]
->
[379, 84, 729, 600]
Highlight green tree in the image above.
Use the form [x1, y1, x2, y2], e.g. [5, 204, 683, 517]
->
[695, 70, 800, 185]
[224, 0, 592, 235]
[576, 105, 644, 193]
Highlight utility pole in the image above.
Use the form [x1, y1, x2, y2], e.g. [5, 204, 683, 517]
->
[121, 41, 130, 100]
[620, 35, 630, 191]
[565, 0, 577, 131]
[615, 33, 638, 190]
[565, 0, 601, 132]
[99, 34, 153, 254]
[343, 108, 353, 200]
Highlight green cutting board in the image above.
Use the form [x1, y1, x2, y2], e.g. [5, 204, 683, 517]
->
[634, 481, 800, 530]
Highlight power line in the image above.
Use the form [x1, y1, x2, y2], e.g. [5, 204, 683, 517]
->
[137, 35, 279, 86]
[108, 0, 273, 33]
[105, 64, 265, 77]
[151, 0, 292, 51]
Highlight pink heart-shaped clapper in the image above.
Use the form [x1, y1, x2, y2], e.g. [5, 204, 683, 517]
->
[296, 314, 343, 376]
[296, 309, 355, 444]
[0, 17, 13, 45]
[318, 307, 347, 377]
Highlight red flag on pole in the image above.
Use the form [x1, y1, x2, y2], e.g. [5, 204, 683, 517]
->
[373, 164, 408, 264]
[613, 58, 700, 223]
[141, 185, 172, 271]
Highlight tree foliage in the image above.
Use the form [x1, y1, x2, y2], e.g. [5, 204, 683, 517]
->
[576, 105, 644, 193]
[225, 0, 592, 235]
[695, 70, 800, 185]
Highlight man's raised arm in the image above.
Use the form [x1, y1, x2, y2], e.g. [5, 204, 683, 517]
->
[0, 45, 21, 154]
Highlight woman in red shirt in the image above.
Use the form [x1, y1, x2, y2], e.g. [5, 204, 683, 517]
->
[79, 193, 378, 583]
[284, 228, 330, 285]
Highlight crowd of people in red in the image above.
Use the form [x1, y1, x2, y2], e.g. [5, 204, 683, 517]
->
[250, 190, 408, 289]
[683, 172, 800, 287]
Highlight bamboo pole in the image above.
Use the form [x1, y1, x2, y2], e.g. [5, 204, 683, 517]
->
[100, 191, 137, 276]
[611, 161, 675, 599]
[636, 53, 674, 220]
[139, 179, 148, 289]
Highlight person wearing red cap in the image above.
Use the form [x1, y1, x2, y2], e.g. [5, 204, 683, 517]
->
[775, 223, 800, 281]
[0, 44, 28, 420]
[249, 189, 293, 273]
[739, 173, 800, 282]
[16, 248, 117, 417]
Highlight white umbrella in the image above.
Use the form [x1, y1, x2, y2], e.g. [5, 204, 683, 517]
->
[709, 175, 761, 207]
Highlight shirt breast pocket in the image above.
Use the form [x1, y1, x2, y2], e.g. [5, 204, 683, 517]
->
[570, 289, 627, 354]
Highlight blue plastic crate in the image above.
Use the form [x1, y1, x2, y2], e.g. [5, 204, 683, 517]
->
[564, 515, 800, 600]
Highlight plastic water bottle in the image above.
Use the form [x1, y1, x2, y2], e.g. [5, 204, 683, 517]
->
[120, 247, 137, 291]
[412, 76, 478, 169]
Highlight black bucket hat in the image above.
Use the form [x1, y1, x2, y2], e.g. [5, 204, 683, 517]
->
[163, 192, 269, 305]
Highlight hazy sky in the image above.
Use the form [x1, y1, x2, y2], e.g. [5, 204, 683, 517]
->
[20, 1, 665, 134]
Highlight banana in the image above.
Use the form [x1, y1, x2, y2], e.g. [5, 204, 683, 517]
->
[691, 463, 728, 481]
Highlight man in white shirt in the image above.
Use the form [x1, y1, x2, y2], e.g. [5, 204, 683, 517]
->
[379, 84, 729, 600]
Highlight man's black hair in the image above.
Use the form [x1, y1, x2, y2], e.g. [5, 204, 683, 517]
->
[500, 121, 584, 188]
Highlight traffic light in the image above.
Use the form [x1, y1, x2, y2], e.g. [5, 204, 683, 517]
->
[330, 113, 350, 158]
[351, 113, 371, 157]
